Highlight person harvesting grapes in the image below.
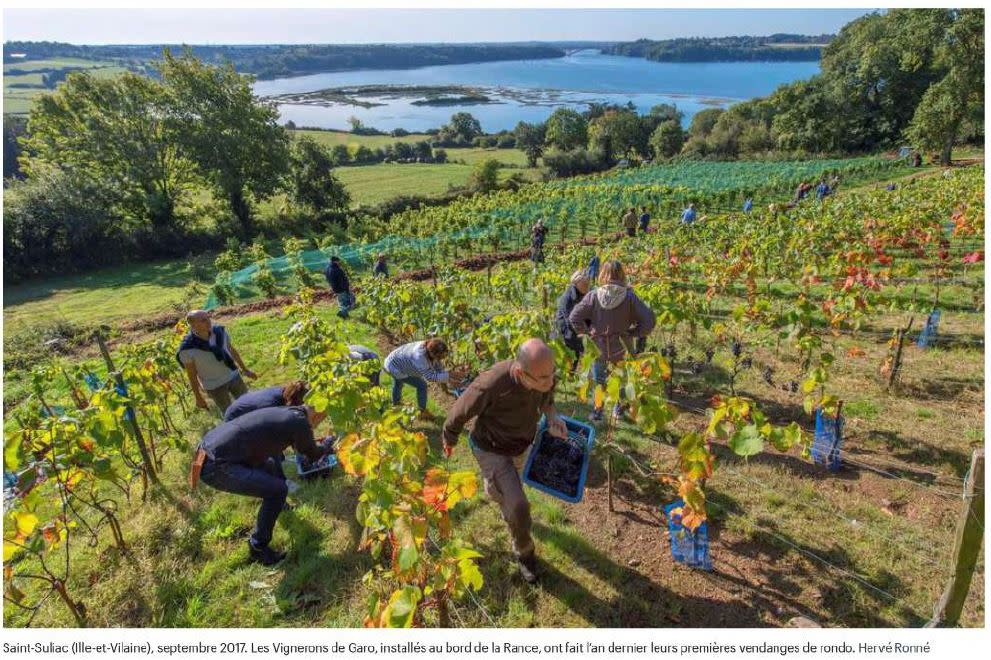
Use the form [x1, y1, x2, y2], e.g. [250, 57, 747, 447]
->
[569, 260, 656, 421]
[190, 405, 333, 566]
[383, 338, 458, 421]
[554, 269, 591, 371]
[442, 338, 565, 584]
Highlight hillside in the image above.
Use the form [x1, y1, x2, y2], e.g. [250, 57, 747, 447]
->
[606, 34, 833, 62]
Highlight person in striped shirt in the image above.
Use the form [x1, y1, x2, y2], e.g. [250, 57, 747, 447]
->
[383, 339, 452, 420]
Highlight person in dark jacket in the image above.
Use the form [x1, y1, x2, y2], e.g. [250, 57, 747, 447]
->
[569, 260, 657, 422]
[554, 269, 591, 371]
[373, 253, 389, 278]
[638, 206, 651, 233]
[324, 256, 354, 318]
[192, 405, 331, 565]
[530, 219, 548, 263]
[224, 381, 309, 422]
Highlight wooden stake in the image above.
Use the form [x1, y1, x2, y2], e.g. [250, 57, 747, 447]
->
[95, 332, 158, 483]
[927, 449, 984, 627]
[887, 317, 914, 389]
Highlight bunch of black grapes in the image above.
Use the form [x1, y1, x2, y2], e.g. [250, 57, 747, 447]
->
[527, 428, 588, 498]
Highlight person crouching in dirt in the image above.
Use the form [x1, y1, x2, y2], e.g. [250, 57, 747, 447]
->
[190, 405, 332, 566]
[569, 260, 656, 422]
[554, 269, 591, 371]
[442, 338, 566, 584]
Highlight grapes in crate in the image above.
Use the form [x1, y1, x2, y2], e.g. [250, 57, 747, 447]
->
[527, 427, 587, 498]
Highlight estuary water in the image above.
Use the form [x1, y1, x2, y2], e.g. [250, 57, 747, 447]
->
[254, 49, 819, 132]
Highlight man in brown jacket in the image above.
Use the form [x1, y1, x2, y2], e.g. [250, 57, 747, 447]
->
[442, 338, 566, 584]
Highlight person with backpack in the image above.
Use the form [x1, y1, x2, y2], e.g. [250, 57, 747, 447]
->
[324, 256, 354, 318]
[569, 260, 656, 421]
[177, 310, 256, 413]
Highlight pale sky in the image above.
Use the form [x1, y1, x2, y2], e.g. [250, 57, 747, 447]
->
[2, 8, 876, 45]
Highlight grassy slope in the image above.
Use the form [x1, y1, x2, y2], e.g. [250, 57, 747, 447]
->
[3, 249, 984, 627]
[1, 157, 967, 340]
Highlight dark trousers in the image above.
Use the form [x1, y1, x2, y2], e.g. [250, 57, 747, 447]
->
[200, 456, 287, 549]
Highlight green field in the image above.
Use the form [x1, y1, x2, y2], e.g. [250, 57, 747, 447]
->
[3, 57, 133, 113]
[335, 159, 540, 206]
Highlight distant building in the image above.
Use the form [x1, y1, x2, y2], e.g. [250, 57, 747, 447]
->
[8, 53, 27, 59]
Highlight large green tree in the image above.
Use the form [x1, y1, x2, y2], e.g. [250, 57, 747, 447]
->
[906, 9, 984, 163]
[158, 49, 290, 237]
[514, 121, 546, 167]
[649, 120, 685, 159]
[288, 136, 350, 217]
[21, 71, 192, 230]
[545, 108, 588, 151]
[588, 110, 646, 160]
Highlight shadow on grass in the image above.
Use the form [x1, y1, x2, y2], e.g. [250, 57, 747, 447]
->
[710, 492, 926, 627]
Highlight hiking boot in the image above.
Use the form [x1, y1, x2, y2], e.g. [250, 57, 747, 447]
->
[517, 553, 539, 584]
[588, 408, 604, 422]
[418, 409, 437, 422]
[248, 542, 286, 566]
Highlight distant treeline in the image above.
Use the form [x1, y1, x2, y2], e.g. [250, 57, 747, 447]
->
[3, 41, 566, 79]
[606, 33, 833, 62]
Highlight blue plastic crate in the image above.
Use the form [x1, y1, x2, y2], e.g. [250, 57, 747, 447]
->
[294, 438, 338, 479]
[916, 309, 941, 348]
[522, 415, 596, 504]
[812, 408, 844, 471]
[664, 499, 712, 571]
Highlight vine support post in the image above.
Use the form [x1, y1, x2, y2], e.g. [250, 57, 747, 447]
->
[53, 579, 86, 627]
[95, 331, 159, 484]
[927, 448, 984, 628]
[887, 317, 914, 390]
[437, 596, 451, 628]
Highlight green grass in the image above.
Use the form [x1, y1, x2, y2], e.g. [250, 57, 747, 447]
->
[5, 292, 983, 626]
[335, 161, 540, 206]
[2, 256, 211, 335]
[3, 57, 121, 73]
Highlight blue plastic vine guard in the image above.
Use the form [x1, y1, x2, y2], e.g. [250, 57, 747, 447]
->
[522, 415, 596, 504]
[664, 499, 713, 570]
[916, 309, 941, 348]
[812, 408, 844, 471]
